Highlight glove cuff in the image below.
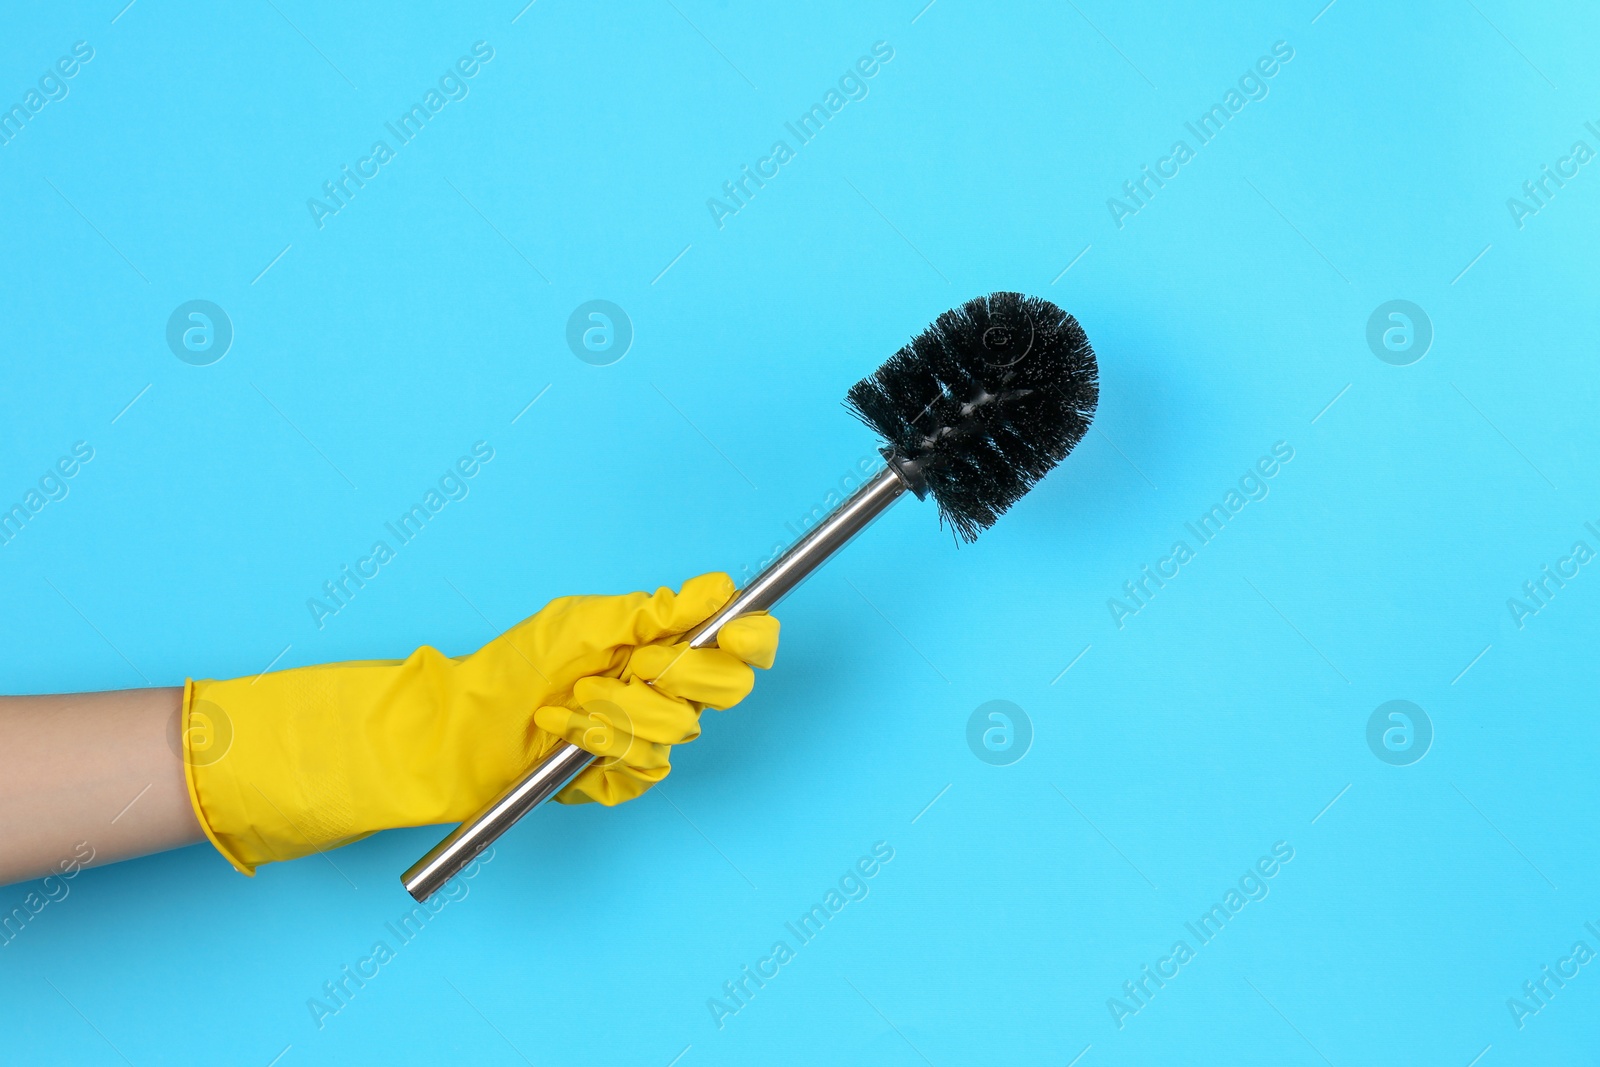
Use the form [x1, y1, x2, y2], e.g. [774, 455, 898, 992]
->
[183, 671, 371, 875]
[180, 678, 257, 875]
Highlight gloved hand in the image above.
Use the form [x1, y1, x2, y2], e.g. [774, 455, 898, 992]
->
[181, 572, 779, 875]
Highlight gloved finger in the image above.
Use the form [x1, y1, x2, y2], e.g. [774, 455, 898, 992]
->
[627, 643, 755, 710]
[556, 760, 668, 806]
[713, 613, 780, 669]
[532, 703, 672, 771]
[573, 676, 702, 745]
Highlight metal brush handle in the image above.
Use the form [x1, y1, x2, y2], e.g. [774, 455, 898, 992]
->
[403, 463, 912, 900]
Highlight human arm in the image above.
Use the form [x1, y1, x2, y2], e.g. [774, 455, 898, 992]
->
[0, 687, 201, 887]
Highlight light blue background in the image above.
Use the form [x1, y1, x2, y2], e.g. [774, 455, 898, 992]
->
[2, 1, 1598, 1064]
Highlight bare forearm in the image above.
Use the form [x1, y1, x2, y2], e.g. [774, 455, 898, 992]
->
[0, 687, 202, 887]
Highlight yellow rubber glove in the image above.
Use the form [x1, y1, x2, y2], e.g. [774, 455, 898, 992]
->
[181, 573, 779, 875]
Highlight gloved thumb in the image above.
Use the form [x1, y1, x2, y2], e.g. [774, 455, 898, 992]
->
[511, 573, 735, 664]
[615, 572, 736, 646]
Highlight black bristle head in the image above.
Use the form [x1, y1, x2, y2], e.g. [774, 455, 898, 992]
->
[845, 292, 1099, 541]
